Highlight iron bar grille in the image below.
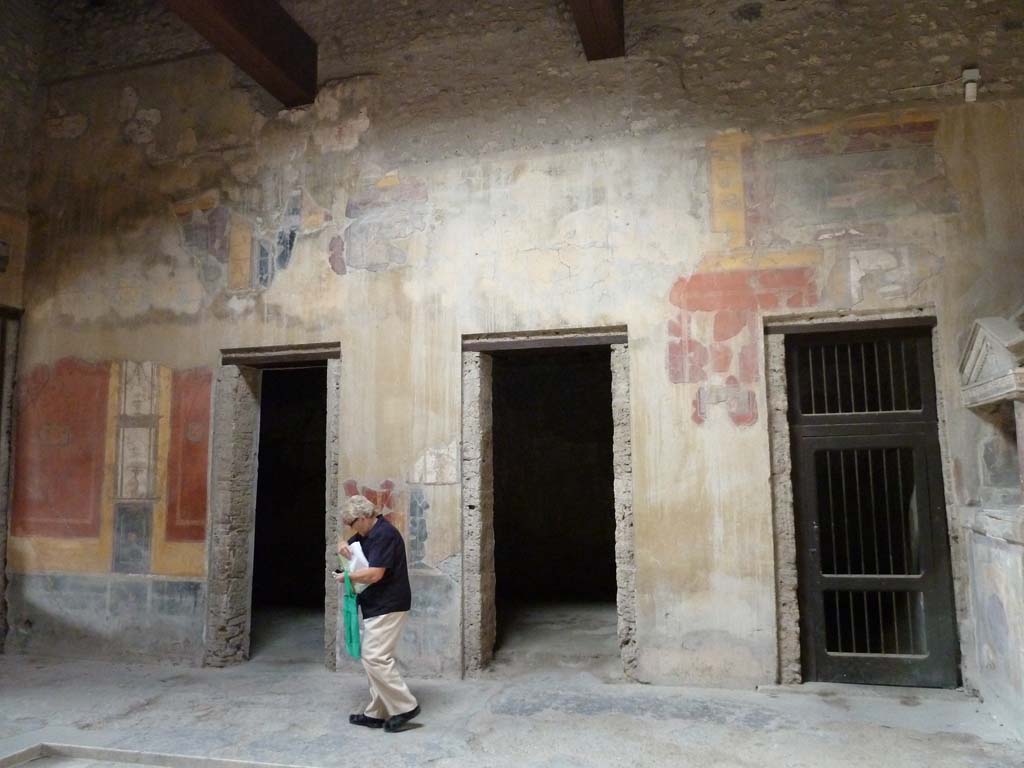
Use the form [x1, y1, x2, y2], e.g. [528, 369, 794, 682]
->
[814, 447, 920, 576]
[823, 590, 927, 655]
[787, 323, 959, 685]
[793, 337, 922, 415]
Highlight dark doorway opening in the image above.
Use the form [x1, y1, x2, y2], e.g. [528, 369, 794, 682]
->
[250, 365, 327, 661]
[491, 345, 618, 673]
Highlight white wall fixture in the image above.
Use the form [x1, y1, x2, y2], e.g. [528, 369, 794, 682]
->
[963, 67, 981, 103]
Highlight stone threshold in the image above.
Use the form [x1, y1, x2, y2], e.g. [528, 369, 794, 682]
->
[0, 744, 315, 768]
[756, 681, 978, 703]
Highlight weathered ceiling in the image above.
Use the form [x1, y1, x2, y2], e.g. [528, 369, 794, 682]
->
[164, 0, 318, 106]
[35, 0, 1024, 127]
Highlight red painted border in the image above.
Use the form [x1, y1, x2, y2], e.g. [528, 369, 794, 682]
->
[11, 359, 111, 537]
[166, 368, 212, 542]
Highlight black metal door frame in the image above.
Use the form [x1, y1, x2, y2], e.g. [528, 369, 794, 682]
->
[787, 323, 960, 688]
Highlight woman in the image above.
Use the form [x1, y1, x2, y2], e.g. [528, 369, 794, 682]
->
[336, 494, 420, 733]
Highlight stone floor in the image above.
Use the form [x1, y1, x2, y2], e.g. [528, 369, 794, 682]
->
[249, 606, 324, 664]
[0, 603, 1019, 768]
[487, 601, 622, 681]
[2, 656, 1020, 767]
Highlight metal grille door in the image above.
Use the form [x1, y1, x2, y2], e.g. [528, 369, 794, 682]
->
[787, 325, 959, 687]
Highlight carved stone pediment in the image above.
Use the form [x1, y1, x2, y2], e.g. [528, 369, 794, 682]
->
[959, 317, 1024, 409]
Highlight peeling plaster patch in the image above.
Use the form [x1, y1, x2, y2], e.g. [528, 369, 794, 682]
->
[340, 173, 428, 273]
[328, 235, 346, 275]
[816, 227, 865, 241]
[181, 206, 228, 263]
[345, 174, 428, 218]
[301, 190, 333, 233]
[438, 554, 462, 584]
[849, 247, 911, 303]
[408, 487, 429, 567]
[277, 105, 310, 126]
[314, 106, 370, 152]
[118, 87, 139, 121]
[343, 222, 412, 271]
[224, 294, 255, 314]
[230, 157, 259, 184]
[55, 255, 205, 322]
[121, 92, 162, 145]
[409, 439, 459, 485]
[313, 85, 344, 121]
[45, 112, 87, 139]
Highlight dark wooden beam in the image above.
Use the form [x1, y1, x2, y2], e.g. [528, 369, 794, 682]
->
[567, 0, 625, 61]
[165, 0, 317, 107]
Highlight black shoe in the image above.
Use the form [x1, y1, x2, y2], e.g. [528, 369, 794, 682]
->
[349, 714, 385, 729]
[383, 704, 421, 732]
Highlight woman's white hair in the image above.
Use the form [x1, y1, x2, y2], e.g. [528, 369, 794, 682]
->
[341, 494, 377, 522]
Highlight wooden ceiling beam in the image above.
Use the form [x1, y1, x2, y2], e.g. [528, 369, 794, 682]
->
[165, 0, 317, 107]
[567, 0, 625, 61]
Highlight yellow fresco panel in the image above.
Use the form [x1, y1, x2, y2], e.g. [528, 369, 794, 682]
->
[708, 132, 750, 250]
[228, 213, 253, 291]
[699, 247, 823, 272]
[9, 536, 109, 573]
[761, 109, 939, 141]
[171, 189, 220, 216]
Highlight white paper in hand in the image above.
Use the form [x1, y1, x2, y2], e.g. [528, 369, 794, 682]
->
[341, 541, 370, 594]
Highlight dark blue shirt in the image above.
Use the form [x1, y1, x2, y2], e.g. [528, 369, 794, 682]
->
[348, 517, 412, 619]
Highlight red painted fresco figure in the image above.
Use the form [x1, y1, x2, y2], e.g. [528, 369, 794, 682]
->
[335, 494, 420, 733]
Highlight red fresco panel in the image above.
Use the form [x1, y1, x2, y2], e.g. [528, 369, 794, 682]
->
[166, 368, 212, 542]
[12, 359, 111, 537]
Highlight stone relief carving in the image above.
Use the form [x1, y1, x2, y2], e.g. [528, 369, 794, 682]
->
[959, 316, 1024, 409]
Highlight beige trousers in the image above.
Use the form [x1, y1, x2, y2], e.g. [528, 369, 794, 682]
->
[361, 611, 418, 719]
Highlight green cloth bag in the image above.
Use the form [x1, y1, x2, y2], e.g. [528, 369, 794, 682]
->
[343, 571, 361, 659]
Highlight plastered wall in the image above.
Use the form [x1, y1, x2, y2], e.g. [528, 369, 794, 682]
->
[1, 15, 1022, 726]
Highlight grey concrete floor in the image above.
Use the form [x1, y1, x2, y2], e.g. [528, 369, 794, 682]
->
[487, 602, 622, 682]
[249, 607, 324, 664]
[0, 604, 1020, 768]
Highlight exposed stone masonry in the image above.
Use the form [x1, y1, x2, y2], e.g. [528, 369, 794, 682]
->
[323, 358, 341, 670]
[38, 0, 207, 83]
[461, 351, 495, 674]
[610, 343, 638, 676]
[0, 0, 45, 212]
[0, 320, 18, 647]
[765, 333, 801, 685]
[203, 365, 261, 667]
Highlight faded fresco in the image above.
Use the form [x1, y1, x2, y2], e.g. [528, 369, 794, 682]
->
[9, 358, 211, 577]
[3, 42, 1023, 729]
[13, 358, 111, 538]
[667, 116, 957, 428]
